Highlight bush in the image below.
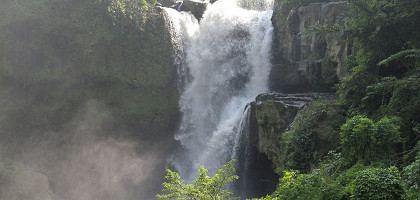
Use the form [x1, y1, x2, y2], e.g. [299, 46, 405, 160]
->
[340, 115, 401, 164]
[353, 167, 403, 200]
[275, 100, 344, 173]
[402, 152, 420, 200]
[156, 160, 239, 200]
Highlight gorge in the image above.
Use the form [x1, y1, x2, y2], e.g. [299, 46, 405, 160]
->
[0, 0, 419, 199]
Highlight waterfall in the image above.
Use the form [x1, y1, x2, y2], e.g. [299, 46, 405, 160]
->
[163, 0, 274, 197]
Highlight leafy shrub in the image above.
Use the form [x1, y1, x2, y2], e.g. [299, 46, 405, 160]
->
[340, 115, 401, 164]
[353, 167, 403, 200]
[340, 115, 375, 163]
[338, 0, 420, 110]
[362, 72, 420, 156]
[276, 100, 344, 173]
[270, 168, 345, 200]
[402, 152, 420, 200]
[156, 160, 239, 200]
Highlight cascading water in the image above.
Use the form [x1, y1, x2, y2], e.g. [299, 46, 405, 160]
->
[163, 0, 275, 197]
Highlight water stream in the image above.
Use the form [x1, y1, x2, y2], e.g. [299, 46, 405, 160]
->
[163, 0, 275, 197]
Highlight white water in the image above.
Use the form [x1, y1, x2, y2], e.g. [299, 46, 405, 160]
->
[163, 0, 274, 182]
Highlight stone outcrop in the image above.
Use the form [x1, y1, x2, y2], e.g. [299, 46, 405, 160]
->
[181, 0, 209, 20]
[250, 93, 315, 159]
[160, 0, 209, 20]
[249, 93, 343, 171]
[158, 0, 178, 7]
[270, 2, 350, 92]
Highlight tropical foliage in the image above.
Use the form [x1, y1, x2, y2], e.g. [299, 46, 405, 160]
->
[157, 160, 239, 200]
[259, 0, 420, 199]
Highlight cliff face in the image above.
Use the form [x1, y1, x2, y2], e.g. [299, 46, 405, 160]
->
[250, 94, 345, 172]
[0, 1, 179, 199]
[270, 1, 349, 92]
[250, 93, 313, 160]
[251, 1, 349, 173]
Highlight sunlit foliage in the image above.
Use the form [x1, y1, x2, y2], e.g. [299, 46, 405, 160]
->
[157, 160, 239, 200]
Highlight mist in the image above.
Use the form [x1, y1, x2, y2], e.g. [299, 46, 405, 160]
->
[0, 1, 181, 199]
[0, 100, 172, 200]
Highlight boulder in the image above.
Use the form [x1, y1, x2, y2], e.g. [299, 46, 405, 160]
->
[181, 0, 208, 20]
[249, 93, 315, 159]
[169, 1, 184, 10]
[158, 0, 178, 7]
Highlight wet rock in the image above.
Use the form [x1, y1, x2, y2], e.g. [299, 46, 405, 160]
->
[181, 0, 208, 20]
[249, 93, 344, 172]
[270, 2, 349, 93]
[249, 93, 316, 159]
[169, 1, 184, 11]
[158, 0, 179, 7]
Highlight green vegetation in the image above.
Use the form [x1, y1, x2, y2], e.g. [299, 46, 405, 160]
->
[157, 0, 419, 198]
[259, 0, 420, 199]
[340, 115, 401, 164]
[273, 99, 345, 173]
[353, 167, 403, 200]
[402, 152, 420, 199]
[157, 160, 239, 200]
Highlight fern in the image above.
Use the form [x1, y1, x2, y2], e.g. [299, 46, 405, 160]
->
[378, 49, 420, 66]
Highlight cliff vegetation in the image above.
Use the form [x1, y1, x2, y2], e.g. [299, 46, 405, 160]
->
[262, 0, 420, 199]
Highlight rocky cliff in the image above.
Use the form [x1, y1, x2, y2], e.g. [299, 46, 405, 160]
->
[250, 93, 345, 172]
[270, 1, 350, 92]
[250, 93, 313, 159]
[249, 1, 350, 175]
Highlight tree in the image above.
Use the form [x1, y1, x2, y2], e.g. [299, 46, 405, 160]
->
[156, 160, 239, 200]
[340, 115, 376, 163]
[340, 115, 401, 164]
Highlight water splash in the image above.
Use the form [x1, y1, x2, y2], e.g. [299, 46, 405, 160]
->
[163, 0, 274, 192]
[239, 0, 274, 11]
[162, 7, 199, 88]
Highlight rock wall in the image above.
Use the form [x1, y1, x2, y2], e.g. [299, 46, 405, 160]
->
[270, 1, 350, 93]
[250, 93, 315, 160]
[250, 93, 344, 172]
